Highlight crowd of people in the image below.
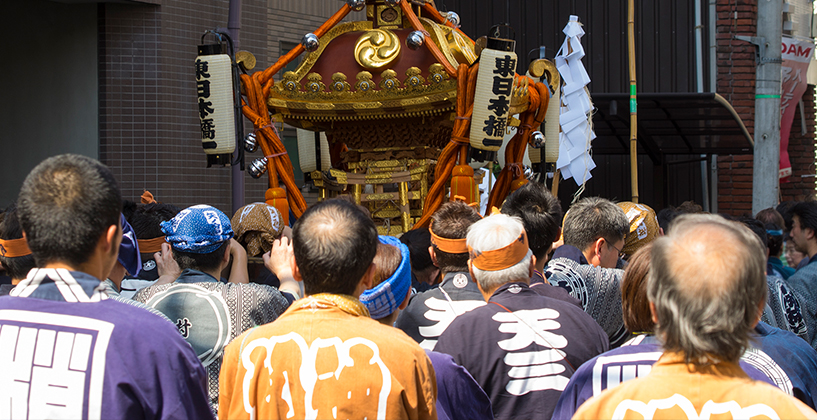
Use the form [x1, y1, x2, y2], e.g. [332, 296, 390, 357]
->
[1, 154, 817, 419]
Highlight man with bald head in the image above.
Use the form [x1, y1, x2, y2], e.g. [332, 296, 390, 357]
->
[573, 214, 817, 419]
[217, 199, 436, 420]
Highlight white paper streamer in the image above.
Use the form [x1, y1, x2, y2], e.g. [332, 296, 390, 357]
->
[555, 15, 596, 187]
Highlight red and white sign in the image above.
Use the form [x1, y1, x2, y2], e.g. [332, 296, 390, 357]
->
[779, 36, 814, 180]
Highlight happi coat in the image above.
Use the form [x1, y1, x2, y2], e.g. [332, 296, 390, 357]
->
[783, 256, 817, 350]
[551, 333, 781, 419]
[218, 294, 438, 420]
[572, 352, 817, 420]
[396, 271, 487, 350]
[425, 350, 493, 420]
[133, 268, 290, 414]
[434, 281, 608, 420]
[545, 245, 629, 347]
[0, 268, 213, 419]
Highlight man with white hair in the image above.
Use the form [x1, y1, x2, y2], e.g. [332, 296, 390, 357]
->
[434, 213, 608, 420]
[573, 214, 817, 419]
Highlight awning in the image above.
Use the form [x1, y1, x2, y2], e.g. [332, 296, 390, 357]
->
[590, 92, 754, 162]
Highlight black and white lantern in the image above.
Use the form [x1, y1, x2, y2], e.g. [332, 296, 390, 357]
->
[469, 28, 517, 153]
[196, 43, 236, 166]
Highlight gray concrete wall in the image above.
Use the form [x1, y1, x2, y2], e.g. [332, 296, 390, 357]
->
[0, 0, 98, 208]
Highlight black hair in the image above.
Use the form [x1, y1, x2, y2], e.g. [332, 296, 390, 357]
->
[122, 200, 139, 222]
[790, 201, 817, 233]
[129, 203, 181, 239]
[657, 207, 678, 234]
[737, 217, 768, 251]
[430, 201, 482, 273]
[399, 228, 434, 271]
[501, 182, 562, 260]
[292, 199, 378, 295]
[172, 241, 229, 273]
[18, 154, 122, 267]
[563, 197, 628, 251]
[777, 201, 798, 231]
[0, 203, 36, 280]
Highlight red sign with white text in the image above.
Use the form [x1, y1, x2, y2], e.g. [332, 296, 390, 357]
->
[780, 37, 814, 180]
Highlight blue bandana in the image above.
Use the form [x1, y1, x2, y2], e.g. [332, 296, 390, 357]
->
[161, 205, 234, 254]
[360, 235, 412, 320]
[118, 214, 141, 276]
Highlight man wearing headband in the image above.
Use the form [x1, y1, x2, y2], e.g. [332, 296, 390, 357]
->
[396, 201, 486, 349]
[218, 199, 437, 420]
[363, 235, 494, 420]
[0, 154, 212, 419]
[119, 202, 181, 298]
[132, 204, 290, 415]
[545, 196, 631, 347]
[434, 213, 608, 420]
[500, 182, 580, 306]
[0, 203, 35, 296]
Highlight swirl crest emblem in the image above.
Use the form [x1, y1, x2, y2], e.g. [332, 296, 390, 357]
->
[355, 29, 401, 70]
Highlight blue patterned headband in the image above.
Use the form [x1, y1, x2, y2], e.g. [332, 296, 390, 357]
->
[360, 235, 412, 320]
[161, 205, 234, 254]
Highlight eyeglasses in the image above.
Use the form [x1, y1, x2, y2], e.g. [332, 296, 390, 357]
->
[605, 239, 626, 259]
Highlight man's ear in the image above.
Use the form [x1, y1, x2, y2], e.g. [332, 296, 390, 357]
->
[222, 241, 232, 264]
[529, 254, 536, 277]
[104, 224, 120, 256]
[398, 288, 411, 310]
[360, 262, 375, 290]
[806, 227, 816, 241]
[469, 260, 481, 293]
[353, 262, 376, 298]
[429, 245, 438, 267]
[290, 254, 303, 282]
[586, 237, 605, 266]
[649, 301, 659, 325]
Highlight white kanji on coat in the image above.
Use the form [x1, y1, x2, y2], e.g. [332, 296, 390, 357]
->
[492, 308, 571, 395]
[418, 297, 486, 350]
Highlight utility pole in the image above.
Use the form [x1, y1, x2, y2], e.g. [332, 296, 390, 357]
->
[226, 0, 245, 215]
[751, 0, 783, 215]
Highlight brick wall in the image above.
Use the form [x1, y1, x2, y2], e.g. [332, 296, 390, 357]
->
[98, 0, 340, 214]
[715, 0, 817, 216]
[780, 86, 817, 201]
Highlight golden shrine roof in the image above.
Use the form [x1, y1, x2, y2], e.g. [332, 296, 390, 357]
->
[267, 14, 477, 123]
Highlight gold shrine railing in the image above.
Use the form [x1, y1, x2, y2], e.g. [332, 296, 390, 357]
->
[311, 158, 431, 235]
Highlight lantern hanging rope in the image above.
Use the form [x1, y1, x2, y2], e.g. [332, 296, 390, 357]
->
[414, 63, 477, 228]
[236, 3, 353, 221]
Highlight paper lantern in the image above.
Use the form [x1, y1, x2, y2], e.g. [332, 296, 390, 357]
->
[296, 129, 331, 173]
[544, 82, 561, 163]
[196, 44, 236, 166]
[449, 164, 476, 204]
[469, 34, 517, 152]
[265, 187, 290, 227]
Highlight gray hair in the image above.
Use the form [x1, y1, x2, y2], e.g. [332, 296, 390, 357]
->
[563, 197, 628, 252]
[648, 214, 767, 365]
[467, 214, 533, 291]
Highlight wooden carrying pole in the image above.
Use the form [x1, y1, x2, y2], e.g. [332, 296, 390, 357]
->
[628, 0, 639, 203]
